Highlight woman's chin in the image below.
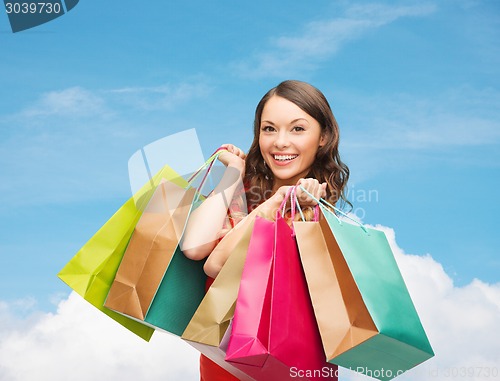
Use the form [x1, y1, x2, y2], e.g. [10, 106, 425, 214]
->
[272, 172, 308, 186]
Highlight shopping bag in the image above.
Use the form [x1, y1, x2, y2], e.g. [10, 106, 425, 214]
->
[226, 209, 337, 381]
[181, 210, 259, 381]
[224, 215, 274, 366]
[191, 322, 257, 381]
[294, 209, 378, 361]
[57, 164, 187, 341]
[296, 189, 434, 380]
[181, 209, 258, 345]
[141, 244, 206, 336]
[104, 151, 227, 335]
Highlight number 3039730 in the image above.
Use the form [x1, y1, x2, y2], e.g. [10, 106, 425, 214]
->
[5, 2, 62, 14]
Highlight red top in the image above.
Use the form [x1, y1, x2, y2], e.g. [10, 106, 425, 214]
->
[200, 352, 239, 381]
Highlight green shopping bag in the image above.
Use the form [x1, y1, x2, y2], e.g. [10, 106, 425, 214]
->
[319, 200, 434, 380]
[103, 150, 226, 336]
[57, 164, 189, 341]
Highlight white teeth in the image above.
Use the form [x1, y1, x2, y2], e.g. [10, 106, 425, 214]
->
[273, 154, 298, 161]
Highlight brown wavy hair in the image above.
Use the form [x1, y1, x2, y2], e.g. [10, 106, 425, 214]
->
[244, 80, 351, 213]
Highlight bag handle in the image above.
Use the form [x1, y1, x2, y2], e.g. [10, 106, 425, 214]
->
[188, 147, 228, 202]
[277, 186, 322, 223]
[294, 201, 320, 222]
[277, 187, 320, 236]
[293, 186, 306, 221]
[187, 147, 226, 185]
[275, 187, 298, 236]
[298, 185, 368, 233]
[278, 186, 295, 219]
[291, 185, 320, 222]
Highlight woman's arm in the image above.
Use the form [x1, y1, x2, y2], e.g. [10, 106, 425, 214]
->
[181, 145, 246, 260]
[202, 179, 327, 278]
[202, 191, 284, 278]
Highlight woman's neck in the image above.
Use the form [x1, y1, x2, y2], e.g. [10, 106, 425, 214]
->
[272, 177, 300, 193]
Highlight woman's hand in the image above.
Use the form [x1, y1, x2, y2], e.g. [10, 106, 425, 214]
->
[295, 178, 327, 206]
[256, 185, 291, 219]
[218, 144, 246, 171]
[254, 179, 326, 220]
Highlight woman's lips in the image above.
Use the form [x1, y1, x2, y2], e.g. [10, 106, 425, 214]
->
[271, 153, 298, 166]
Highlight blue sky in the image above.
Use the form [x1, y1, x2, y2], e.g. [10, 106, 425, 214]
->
[0, 0, 499, 373]
[0, 1, 499, 380]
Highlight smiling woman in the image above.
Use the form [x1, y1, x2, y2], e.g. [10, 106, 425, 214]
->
[182, 80, 351, 273]
[245, 80, 350, 211]
[180, 80, 351, 381]
[258, 96, 326, 189]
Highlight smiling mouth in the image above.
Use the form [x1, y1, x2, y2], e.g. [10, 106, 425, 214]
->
[273, 154, 298, 162]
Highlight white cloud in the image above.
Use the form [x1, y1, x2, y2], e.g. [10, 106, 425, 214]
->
[232, 3, 436, 78]
[338, 85, 500, 185]
[341, 86, 500, 151]
[344, 224, 500, 381]
[107, 82, 212, 111]
[21, 87, 108, 118]
[0, 80, 214, 208]
[15, 81, 212, 121]
[0, 293, 199, 381]
[1, 223, 499, 381]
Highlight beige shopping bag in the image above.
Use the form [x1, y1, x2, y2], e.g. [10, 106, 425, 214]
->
[294, 216, 377, 360]
[104, 179, 196, 320]
[181, 210, 257, 345]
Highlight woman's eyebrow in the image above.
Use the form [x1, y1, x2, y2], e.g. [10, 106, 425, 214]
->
[260, 118, 309, 126]
[290, 118, 309, 125]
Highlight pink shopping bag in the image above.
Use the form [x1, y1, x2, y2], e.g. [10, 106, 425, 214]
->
[226, 189, 338, 381]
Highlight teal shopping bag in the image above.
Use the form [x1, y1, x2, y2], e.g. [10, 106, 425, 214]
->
[143, 245, 207, 335]
[316, 200, 434, 380]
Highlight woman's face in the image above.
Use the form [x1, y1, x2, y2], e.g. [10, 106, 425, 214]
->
[259, 95, 325, 189]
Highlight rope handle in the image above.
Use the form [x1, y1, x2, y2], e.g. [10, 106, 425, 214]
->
[187, 147, 226, 184]
[188, 147, 228, 202]
[292, 185, 319, 222]
[298, 185, 368, 233]
[277, 186, 295, 219]
[276, 186, 322, 223]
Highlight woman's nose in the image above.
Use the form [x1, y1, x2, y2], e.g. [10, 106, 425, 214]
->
[273, 131, 290, 149]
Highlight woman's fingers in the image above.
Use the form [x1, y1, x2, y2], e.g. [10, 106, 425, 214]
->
[295, 178, 326, 205]
[320, 182, 327, 198]
[220, 144, 246, 159]
[218, 144, 246, 167]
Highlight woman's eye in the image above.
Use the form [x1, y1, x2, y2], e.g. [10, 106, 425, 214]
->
[292, 126, 305, 132]
[262, 126, 275, 132]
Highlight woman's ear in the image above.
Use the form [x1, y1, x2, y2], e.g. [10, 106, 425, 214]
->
[319, 132, 328, 147]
